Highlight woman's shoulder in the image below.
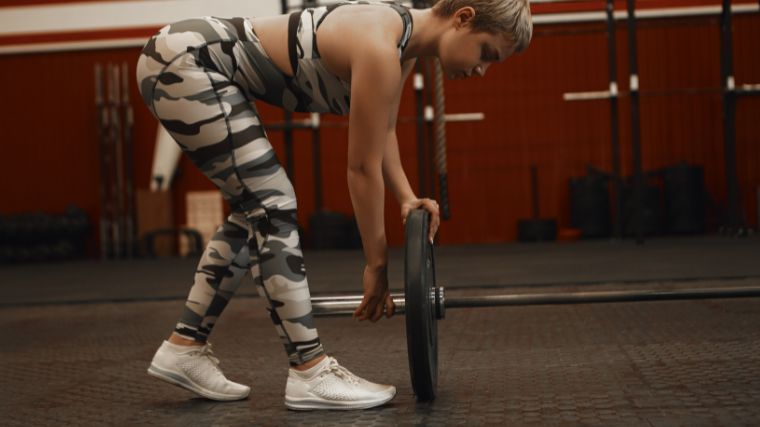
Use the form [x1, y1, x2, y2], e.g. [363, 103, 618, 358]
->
[317, 3, 404, 50]
[313, 3, 406, 79]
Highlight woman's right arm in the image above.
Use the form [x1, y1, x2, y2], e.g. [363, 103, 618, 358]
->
[346, 42, 402, 321]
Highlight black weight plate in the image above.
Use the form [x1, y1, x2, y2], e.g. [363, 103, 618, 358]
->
[404, 209, 437, 402]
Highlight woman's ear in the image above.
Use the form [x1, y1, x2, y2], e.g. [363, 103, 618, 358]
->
[454, 6, 476, 29]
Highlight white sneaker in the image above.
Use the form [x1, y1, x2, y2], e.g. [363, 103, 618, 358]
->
[147, 340, 250, 401]
[284, 356, 396, 410]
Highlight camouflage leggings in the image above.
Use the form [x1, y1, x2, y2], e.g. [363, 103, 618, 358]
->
[135, 17, 324, 366]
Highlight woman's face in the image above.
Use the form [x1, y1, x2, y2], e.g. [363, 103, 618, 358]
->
[438, 8, 512, 80]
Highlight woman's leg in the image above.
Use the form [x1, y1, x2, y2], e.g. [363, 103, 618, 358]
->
[136, 18, 395, 408]
[247, 205, 325, 367]
[138, 41, 324, 366]
[173, 212, 251, 343]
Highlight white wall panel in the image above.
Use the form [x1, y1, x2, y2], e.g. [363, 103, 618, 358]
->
[0, 0, 282, 36]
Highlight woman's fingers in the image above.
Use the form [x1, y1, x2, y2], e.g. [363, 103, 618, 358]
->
[420, 198, 440, 243]
[355, 294, 392, 322]
[353, 298, 369, 320]
[402, 198, 440, 238]
[384, 293, 396, 318]
[355, 298, 397, 321]
[371, 299, 385, 322]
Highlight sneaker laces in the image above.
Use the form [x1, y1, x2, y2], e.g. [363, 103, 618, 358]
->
[324, 358, 360, 385]
[189, 343, 222, 373]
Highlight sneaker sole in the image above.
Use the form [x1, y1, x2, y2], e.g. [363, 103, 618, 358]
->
[147, 364, 249, 402]
[285, 391, 396, 411]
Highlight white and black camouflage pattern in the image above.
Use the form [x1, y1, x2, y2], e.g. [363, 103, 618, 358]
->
[134, 3, 411, 366]
[136, 16, 325, 366]
[290, 1, 412, 115]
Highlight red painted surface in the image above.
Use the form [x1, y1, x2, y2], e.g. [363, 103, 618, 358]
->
[0, 7, 758, 258]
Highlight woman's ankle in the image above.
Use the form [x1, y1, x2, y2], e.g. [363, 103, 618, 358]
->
[293, 354, 327, 371]
[168, 333, 204, 347]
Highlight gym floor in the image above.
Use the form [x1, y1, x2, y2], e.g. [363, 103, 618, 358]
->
[2, 235, 760, 425]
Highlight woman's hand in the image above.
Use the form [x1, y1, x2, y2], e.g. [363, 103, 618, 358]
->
[401, 198, 441, 244]
[353, 265, 395, 321]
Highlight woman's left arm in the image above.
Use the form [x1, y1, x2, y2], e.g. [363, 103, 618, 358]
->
[382, 58, 440, 242]
[382, 59, 417, 206]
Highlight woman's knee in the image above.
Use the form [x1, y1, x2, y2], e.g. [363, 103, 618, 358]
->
[264, 169, 297, 212]
[236, 151, 298, 213]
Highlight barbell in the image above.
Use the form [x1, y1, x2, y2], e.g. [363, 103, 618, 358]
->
[310, 209, 760, 402]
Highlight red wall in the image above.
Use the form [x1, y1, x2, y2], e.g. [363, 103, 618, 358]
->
[0, 2, 758, 257]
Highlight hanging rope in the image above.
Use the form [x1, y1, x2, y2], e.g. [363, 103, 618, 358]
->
[432, 58, 451, 219]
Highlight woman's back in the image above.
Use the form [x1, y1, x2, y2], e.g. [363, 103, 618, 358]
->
[252, 2, 410, 84]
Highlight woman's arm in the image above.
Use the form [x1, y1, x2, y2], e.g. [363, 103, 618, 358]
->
[381, 59, 441, 242]
[382, 131, 416, 207]
[382, 59, 418, 207]
[346, 44, 402, 269]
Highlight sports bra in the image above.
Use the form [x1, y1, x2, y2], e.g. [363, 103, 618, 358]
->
[285, 1, 413, 115]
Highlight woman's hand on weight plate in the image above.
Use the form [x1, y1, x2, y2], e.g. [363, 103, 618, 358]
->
[401, 197, 440, 244]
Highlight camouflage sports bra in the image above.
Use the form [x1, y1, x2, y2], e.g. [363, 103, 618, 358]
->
[285, 1, 413, 115]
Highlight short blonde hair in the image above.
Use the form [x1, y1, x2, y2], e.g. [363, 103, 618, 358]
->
[431, 0, 533, 53]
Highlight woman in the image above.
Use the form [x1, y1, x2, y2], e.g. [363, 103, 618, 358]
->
[136, 0, 531, 410]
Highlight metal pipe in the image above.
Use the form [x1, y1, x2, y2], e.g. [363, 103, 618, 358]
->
[444, 287, 760, 308]
[565, 85, 760, 100]
[311, 113, 323, 212]
[266, 112, 486, 130]
[720, 0, 743, 232]
[626, 0, 644, 245]
[310, 286, 760, 317]
[312, 293, 406, 317]
[605, 0, 623, 241]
